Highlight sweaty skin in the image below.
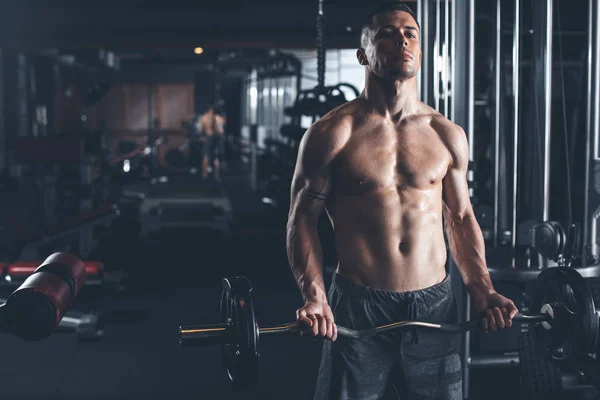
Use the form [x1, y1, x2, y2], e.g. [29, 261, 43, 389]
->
[314, 100, 454, 292]
[287, 9, 517, 341]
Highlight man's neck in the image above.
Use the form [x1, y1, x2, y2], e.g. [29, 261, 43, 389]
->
[362, 73, 420, 121]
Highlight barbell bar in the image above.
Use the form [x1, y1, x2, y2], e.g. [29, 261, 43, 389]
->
[180, 312, 550, 344]
[177, 267, 599, 387]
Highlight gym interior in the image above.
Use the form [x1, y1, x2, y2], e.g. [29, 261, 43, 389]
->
[0, 0, 597, 399]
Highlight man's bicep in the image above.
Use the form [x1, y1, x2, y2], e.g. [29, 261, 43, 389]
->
[289, 128, 333, 221]
[442, 167, 472, 220]
[442, 126, 473, 220]
[290, 158, 331, 222]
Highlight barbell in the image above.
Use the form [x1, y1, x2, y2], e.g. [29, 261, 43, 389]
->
[178, 267, 599, 388]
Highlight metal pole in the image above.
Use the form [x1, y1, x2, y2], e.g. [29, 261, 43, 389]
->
[435, 0, 441, 110]
[511, 0, 521, 265]
[542, 0, 554, 221]
[444, 0, 449, 117]
[588, 0, 600, 261]
[250, 69, 258, 126]
[268, 79, 273, 138]
[595, 2, 600, 162]
[317, 0, 325, 89]
[251, 143, 257, 191]
[278, 78, 284, 136]
[467, 0, 475, 161]
[583, 0, 593, 266]
[593, 0, 600, 163]
[464, 0, 476, 396]
[422, 0, 430, 105]
[493, 0, 502, 246]
[0, 50, 4, 170]
[16, 53, 29, 138]
[450, 0, 456, 122]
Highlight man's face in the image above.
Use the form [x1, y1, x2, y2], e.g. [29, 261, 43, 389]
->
[357, 10, 422, 79]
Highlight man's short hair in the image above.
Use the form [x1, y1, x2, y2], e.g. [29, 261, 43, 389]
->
[359, 1, 419, 48]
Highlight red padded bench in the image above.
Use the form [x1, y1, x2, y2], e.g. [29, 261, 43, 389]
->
[2, 261, 104, 286]
[0, 259, 105, 340]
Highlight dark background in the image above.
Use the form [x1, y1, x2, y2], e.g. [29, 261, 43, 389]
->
[0, 1, 594, 399]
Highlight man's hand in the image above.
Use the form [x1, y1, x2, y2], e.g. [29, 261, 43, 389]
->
[296, 300, 338, 341]
[471, 292, 519, 333]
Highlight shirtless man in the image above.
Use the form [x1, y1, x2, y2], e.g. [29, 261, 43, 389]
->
[197, 105, 226, 179]
[286, 2, 518, 399]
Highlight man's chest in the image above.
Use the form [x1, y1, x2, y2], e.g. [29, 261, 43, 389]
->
[332, 128, 452, 194]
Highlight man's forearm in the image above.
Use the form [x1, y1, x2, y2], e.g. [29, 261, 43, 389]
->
[446, 214, 495, 297]
[286, 218, 327, 302]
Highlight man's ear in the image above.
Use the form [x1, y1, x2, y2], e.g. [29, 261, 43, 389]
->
[356, 48, 368, 66]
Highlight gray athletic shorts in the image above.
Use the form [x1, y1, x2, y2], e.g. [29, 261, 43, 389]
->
[313, 272, 463, 400]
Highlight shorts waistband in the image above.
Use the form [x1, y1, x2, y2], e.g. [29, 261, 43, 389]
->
[331, 272, 452, 303]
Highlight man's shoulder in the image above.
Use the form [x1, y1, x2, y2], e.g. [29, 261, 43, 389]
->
[303, 102, 356, 147]
[426, 112, 466, 141]
[425, 112, 469, 166]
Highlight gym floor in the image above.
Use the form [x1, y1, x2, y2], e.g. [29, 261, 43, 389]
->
[0, 167, 583, 400]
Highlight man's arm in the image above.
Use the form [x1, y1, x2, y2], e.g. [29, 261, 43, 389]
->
[441, 123, 517, 330]
[441, 126, 492, 297]
[218, 116, 226, 136]
[195, 117, 204, 136]
[287, 119, 346, 302]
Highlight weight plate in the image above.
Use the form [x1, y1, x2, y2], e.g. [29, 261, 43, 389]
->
[531, 221, 566, 261]
[549, 222, 566, 258]
[533, 267, 599, 365]
[220, 277, 259, 387]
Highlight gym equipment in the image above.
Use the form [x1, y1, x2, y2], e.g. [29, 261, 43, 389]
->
[518, 330, 564, 399]
[0, 252, 86, 341]
[0, 204, 124, 342]
[57, 310, 104, 340]
[533, 267, 599, 364]
[0, 204, 120, 262]
[0, 259, 108, 340]
[1, 260, 104, 286]
[7, 205, 120, 253]
[131, 179, 233, 238]
[0, 294, 103, 340]
[109, 145, 150, 169]
[177, 267, 595, 388]
[262, 82, 359, 211]
[531, 221, 567, 264]
[284, 83, 360, 120]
